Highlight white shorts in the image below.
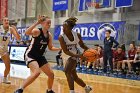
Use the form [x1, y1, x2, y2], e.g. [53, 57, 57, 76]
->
[61, 52, 78, 67]
[0, 46, 8, 57]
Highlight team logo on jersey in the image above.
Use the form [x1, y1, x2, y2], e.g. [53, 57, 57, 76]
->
[97, 23, 117, 40]
[40, 40, 48, 44]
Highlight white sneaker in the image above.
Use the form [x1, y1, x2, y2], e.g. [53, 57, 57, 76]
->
[85, 85, 92, 93]
[2, 77, 11, 84]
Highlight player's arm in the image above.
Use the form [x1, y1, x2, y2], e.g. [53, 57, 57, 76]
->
[112, 37, 119, 48]
[133, 54, 140, 63]
[25, 15, 45, 36]
[25, 22, 39, 36]
[48, 32, 61, 51]
[10, 26, 21, 41]
[77, 33, 88, 51]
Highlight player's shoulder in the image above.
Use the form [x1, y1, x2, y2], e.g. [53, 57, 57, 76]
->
[32, 28, 40, 33]
[110, 36, 115, 39]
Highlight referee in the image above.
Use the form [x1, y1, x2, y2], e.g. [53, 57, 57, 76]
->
[103, 30, 119, 73]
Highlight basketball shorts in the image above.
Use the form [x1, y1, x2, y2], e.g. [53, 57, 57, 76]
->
[0, 46, 8, 57]
[24, 53, 48, 68]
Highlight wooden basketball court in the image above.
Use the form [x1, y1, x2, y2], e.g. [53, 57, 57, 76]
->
[0, 69, 140, 93]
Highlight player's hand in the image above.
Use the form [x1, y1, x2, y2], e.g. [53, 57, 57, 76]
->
[37, 15, 46, 24]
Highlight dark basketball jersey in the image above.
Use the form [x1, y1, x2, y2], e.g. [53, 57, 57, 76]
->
[25, 28, 49, 57]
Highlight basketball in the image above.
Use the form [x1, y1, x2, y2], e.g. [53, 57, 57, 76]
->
[83, 48, 99, 62]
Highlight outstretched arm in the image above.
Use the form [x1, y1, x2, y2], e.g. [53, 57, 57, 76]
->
[48, 32, 61, 51]
[25, 15, 46, 37]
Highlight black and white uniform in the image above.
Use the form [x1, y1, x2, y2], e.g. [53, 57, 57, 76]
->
[24, 28, 49, 67]
[61, 31, 80, 64]
[0, 25, 11, 57]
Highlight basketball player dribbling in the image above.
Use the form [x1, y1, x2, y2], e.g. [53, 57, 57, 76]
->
[0, 17, 21, 84]
[14, 15, 61, 93]
[59, 17, 92, 93]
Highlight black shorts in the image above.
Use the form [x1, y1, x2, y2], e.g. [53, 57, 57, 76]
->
[24, 53, 48, 68]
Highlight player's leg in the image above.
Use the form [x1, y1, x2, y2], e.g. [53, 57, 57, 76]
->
[99, 57, 104, 69]
[71, 68, 92, 93]
[71, 59, 86, 87]
[103, 53, 108, 73]
[122, 60, 127, 70]
[64, 57, 75, 93]
[127, 60, 133, 72]
[1, 53, 11, 84]
[108, 52, 113, 72]
[113, 61, 117, 71]
[40, 63, 55, 93]
[56, 55, 60, 66]
[117, 61, 122, 71]
[14, 61, 41, 93]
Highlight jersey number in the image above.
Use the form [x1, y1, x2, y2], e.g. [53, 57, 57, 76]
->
[40, 45, 44, 50]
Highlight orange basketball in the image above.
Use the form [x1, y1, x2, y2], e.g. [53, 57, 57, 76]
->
[83, 48, 99, 62]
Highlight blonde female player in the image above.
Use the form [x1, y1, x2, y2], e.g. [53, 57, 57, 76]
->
[14, 15, 61, 93]
[0, 17, 21, 84]
[59, 17, 92, 93]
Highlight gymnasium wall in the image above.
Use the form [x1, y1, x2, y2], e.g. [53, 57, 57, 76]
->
[6, 0, 140, 62]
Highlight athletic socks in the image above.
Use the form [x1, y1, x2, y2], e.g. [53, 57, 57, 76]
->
[70, 90, 75, 93]
[2, 77, 11, 84]
[85, 85, 92, 93]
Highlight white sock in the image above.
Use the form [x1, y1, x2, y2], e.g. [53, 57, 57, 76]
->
[20, 87, 24, 90]
[70, 90, 75, 93]
[85, 85, 90, 89]
[3, 77, 8, 81]
[48, 89, 52, 91]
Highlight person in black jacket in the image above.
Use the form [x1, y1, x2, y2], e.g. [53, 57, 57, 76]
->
[103, 30, 119, 73]
[56, 50, 63, 67]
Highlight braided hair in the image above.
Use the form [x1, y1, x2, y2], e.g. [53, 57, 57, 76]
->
[65, 17, 78, 29]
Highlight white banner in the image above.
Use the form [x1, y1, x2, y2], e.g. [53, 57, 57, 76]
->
[10, 46, 27, 61]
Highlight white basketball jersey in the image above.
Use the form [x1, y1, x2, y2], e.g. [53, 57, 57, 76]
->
[61, 31, 80, 60]
[0, 25, 11, 48]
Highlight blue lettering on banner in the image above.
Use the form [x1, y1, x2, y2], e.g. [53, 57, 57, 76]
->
[54, 21, 126, 40]
[115, 0, 133, 8]
[17, 27, 30, 41]
[53, 0, 68, 11]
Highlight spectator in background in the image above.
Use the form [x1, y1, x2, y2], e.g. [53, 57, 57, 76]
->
[94, 46, 103, 69]
[133, 46, 140, 74]
[19, 41, 26, 46]
[113, 46, 126, 71]
[103, 30, 119, 73]
[56, 50, 63, 67]
[87, 45, 99, 69]
[94, 44, 99, 50]
[26, 40, 31, 46]
[122, 43, 136, 73]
